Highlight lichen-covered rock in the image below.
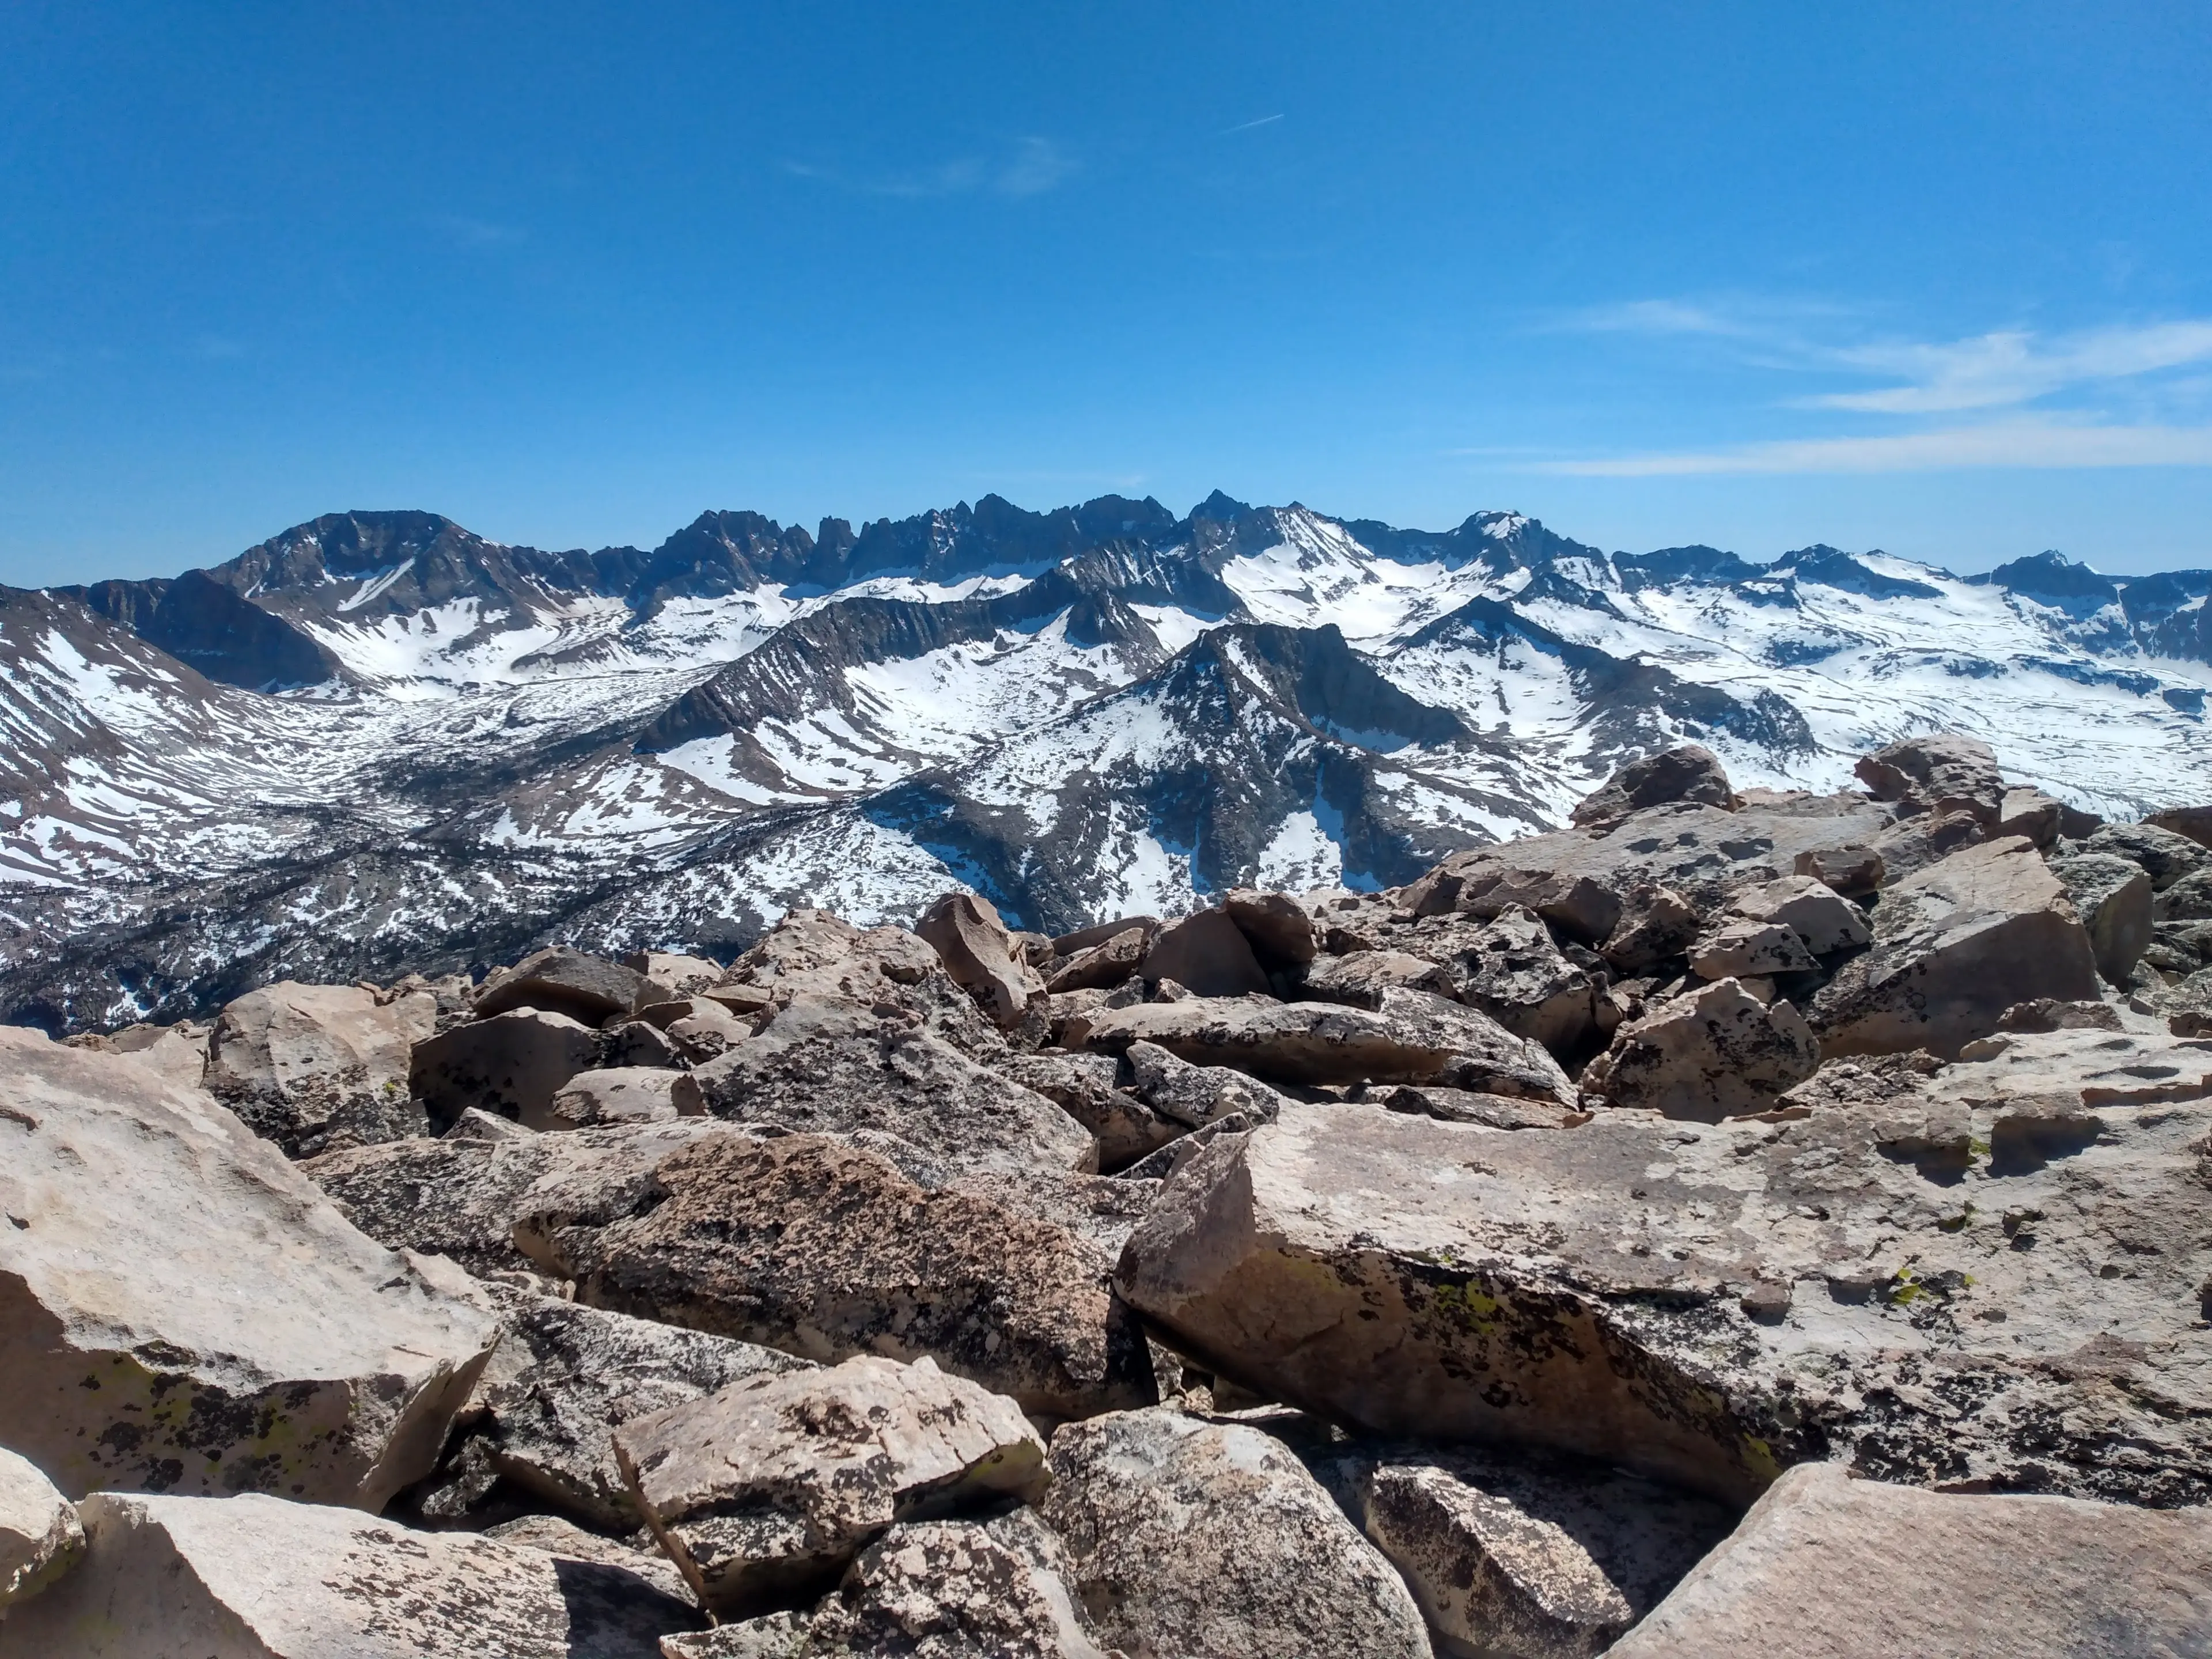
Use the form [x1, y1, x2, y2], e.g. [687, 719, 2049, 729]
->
[305, 1118, 719, 1275]
[2077, 821, 2211, 889]
[474, 1296, 809, 1529]
[1039, 1407, 1433, 1659]
[688, 999, 1094, 1181]
[722, 908, 940, 1006]
[204, 980, 435, 1157]
[1606, 1463, 2212, 1659]
[1455, 906, 1599, 1057]
[1300, 948, 1464, 1006]
[1854, 731, 2004, 825]
[916, 892, 1045, 1028]
[1123, 1037, 1289, 1128]
[1115, 1096, 2212, 1508]
[613, 1354, 1047, 1617]
[1599, 884, 1702, 974]
[0, 1027, 500, 1508]
[477, 945, 656, 1023]
[994, 1050, 1177, 1171]
[1570, 744, 1736, 829]
[1322, 1444, 1735, 1659]
[484, 1513, 694, 1607]
[541, 1066, 702, 1130]
[411, 1006, 602, 1129]
[522, 1132, 1157, 1422]
[1687, 920, 1817, 982]
[1812, 836, 2100, 1059]
[0, 1490, 696, 1658]
[1724, 875, 1870, 956]
[668, 1511, 1109, 1659]
[1074, 988, 1575, 1102]
[1581, 979, 1819, 1120]
[0, 1446, 82, 1607]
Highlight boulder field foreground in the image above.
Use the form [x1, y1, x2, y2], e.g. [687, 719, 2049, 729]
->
[3, 733, 2211, 1657]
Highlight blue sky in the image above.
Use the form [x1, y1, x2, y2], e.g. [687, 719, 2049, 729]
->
[3, 2, 2210, 584]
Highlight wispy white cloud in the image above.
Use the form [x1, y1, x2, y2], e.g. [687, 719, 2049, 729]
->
[1222, 113, 1285, 135]
[1543, 419, 2212, 476]
[781, 137, 1076, 200]
[1539, 300, 2212, 475]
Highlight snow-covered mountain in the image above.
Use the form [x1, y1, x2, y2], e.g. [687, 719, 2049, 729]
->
[7, 492, 2212, 1029]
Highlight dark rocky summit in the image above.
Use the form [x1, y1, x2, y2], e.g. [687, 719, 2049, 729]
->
[3, 734, 2210, 1656]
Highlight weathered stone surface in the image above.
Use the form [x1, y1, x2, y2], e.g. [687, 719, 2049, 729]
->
[2076, 821, 2210, 889]
[1687, 920, 1817, 982]
[1300, 948, 1464, 1006]
[523, 1132, 1156, 1422]
[2155, 865, 2212, 922]
[2146, 802, 2212, 850]
[916, 892, 1044, 1028]
[411, 1006, 601, 1129]
[1812, 836, 2100, 1059]
[1043, 926, 1146, 993]
[1051, 915, 1158, 957]
[478, 946, 656, 1024]
[85, 1020, 210, 1093]
[484, 1513, 694, 1606]
[1074, 989, 1576, 1102]
[1140, 907, 1272, 997]
[625, 950, 725, 997]
[1223, 887, 1320, 967]
[1040, 1407, 1433, 1659]
[1456, 906, 1599, 1057]
[1582, 979, 1819, 1120]
[0, 1490, 696, 1658]
[1124, 1037, 1288, 1128]
[1854, 730, 2004, 825]
[1323, 1444, 1734, 1659]
[305, 1118, 718, 1275]
[671, 1510, 1109, 1659]
[204, 980, 435, 1157]
[608, 1018, 684, 1069]
[0, 1027, 500, 1508]
[1599, 884, 1701, 973]
[689, 998, 1094, 1182]
[1369, 1083, 1591, 1130]
[2047, 852, 2153, 983]
[994, 1050, 1177, 1171]
[1115, 1095, 2212, 1508]
[613, 1354, 1047, 1616]
[475, 1296, 808, 1530]
[1726, 875, 1869, 956]
[662, 999, 755, 1063]
[1571, 744, 1736, 830]
[541, 1066, 701, 1130]
[0, 1445, 81, 1607]
[724, 908, 940, 1004]
[1791, 844, 1883, 897]
[1606, 1462, 2212, 1659]
[1997, 786, 2063, 847]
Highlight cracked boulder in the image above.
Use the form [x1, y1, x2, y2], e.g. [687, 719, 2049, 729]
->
[0, 1490, 695, 1658]
[688, 998, 1094, 1182]
[1812, 836, 2100, 1059]
[520, 1131, 1157, 1422]
[1581, 979, 1819, 1120]
[613, 1353, 1046, 1618]
[0, 1446, 81, 1608]
[0, 1027, 500, 1508]
[204, 980, 435, 1157]
[1114, 1091, 2212, 1508]
[1039, 1407, 1433, 1659]
[1607, 1462, 2212, 1659]
[1073, 988, 1575, 1102]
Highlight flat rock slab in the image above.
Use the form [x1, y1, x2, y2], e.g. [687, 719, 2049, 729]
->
[1116, 1096, 2212, 1508]
[613, 1354, 1047, 1617]
[1607, 1463, 2212, 1659]
[0, 1445, 81, 1607]
[0, 1028, 500, 1508]
[1074, 988, 1575, 1102]
[476, 1296, 808, 1530]
[675, 1512, 1109, 1659]
[305, 1118, 721, 1276]
[1039, 1407, 1433, 1659]
[689, 999, 1095, 1181]
[522, 1132, 1157, 1422]
[0, 1490, 696, 1658]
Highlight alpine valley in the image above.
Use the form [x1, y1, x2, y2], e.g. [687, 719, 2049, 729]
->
[6, 491, 2211, 1029]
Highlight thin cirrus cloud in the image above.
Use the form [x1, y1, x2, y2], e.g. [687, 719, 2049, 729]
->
[1537, 302, 2212, 476]
[780, 137, 1076, 200]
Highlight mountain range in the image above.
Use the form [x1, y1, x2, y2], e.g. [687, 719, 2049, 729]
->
[5, 491, 2210, 1030]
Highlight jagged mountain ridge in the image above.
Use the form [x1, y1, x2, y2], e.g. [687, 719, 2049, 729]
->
[5, 491, 2211, 1029]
